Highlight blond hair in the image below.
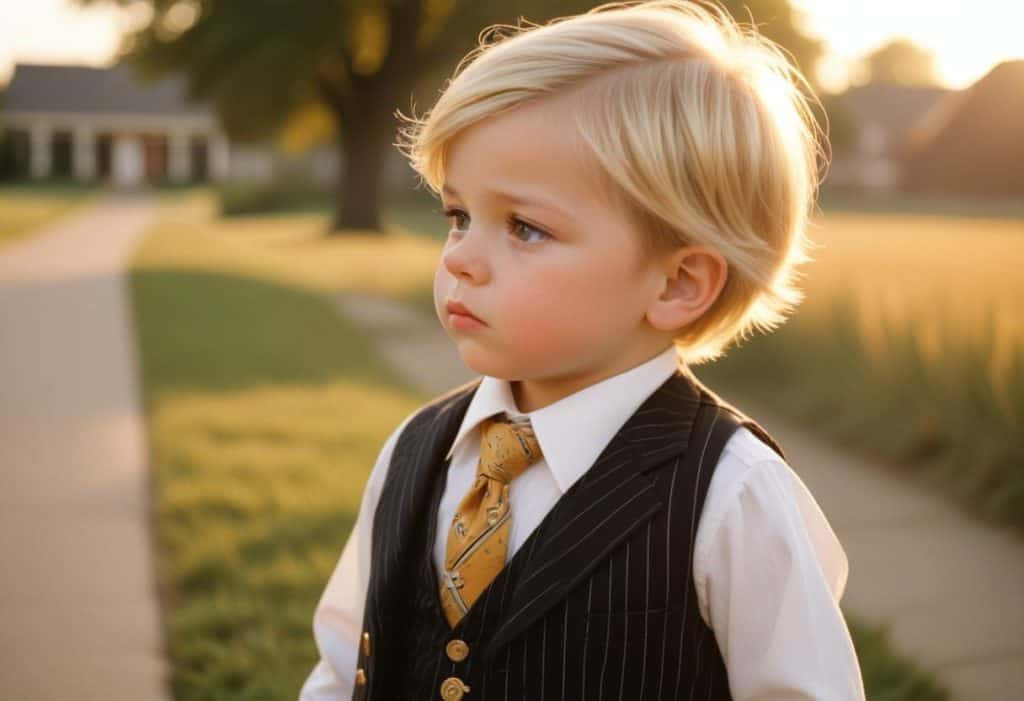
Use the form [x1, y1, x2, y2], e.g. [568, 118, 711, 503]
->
[395, 0, 828, 365]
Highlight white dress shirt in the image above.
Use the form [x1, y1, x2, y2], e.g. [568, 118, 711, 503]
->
[299, 346, 865, 700]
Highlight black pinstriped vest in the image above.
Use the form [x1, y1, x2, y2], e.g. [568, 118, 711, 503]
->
[352, 366, 785, 700]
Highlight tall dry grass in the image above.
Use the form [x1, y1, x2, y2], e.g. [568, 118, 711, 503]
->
[701, 210, 1024, 528]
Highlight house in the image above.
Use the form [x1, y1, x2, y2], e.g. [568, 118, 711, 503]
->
[900, 60, 1024, 197]
[826, 82, 950, 191]
[0, 63, 276, 186]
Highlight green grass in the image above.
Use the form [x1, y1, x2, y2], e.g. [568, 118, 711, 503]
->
[130, 194, 948, 700]
[849, 621, 948, 701]
[132, 266, 425, 698]
[0, 181, 101, 248]
[130, 199, 428, 697]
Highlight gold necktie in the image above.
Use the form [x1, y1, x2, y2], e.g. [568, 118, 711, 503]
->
[439, 414, 543, 627]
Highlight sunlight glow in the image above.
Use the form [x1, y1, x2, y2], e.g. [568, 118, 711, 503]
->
[793, 0, 1024, 91]
[0, 0, 149, 84]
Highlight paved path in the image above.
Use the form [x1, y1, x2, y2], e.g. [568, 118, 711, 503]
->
[335, 291, 1024, 700]
[0, 195, 171, 700]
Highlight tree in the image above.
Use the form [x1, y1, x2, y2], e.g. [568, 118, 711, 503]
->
[82, 0, 822, 233]
[853, 38, 939, 87]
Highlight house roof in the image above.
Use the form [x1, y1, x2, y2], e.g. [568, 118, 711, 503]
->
[901, 60, 1024, 195]
[838, 82, 951, 134]
[2, 63, 212, 117]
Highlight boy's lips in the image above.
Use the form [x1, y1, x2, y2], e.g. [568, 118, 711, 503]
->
[445, 299, 486, 325]
[444, 300, 483, 323]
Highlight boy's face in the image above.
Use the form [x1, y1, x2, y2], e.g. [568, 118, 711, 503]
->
[434, 93, 673, 410]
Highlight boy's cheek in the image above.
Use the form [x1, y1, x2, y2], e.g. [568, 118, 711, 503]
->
[499, 303, 596, 357]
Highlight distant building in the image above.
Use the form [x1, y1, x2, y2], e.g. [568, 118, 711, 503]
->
[827, 82, 950, 191]
[0, 63, 280, 186]
[900, 60, 1024, 197]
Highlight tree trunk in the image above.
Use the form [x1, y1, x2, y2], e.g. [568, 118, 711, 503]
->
[323, 0, 423, 234]
[331, 99, 391, 233]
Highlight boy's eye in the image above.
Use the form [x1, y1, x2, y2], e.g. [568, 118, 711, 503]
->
[442, 207, 470, 233]
[509, 218, 551, 244]
[440, 207, 551, 245]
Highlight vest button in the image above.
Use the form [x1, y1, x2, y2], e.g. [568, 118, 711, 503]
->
[355, 667, 367, 686]
[445, 638, 469, 662]
[362, 631, 371, 657]
[439, 676, 470, 700]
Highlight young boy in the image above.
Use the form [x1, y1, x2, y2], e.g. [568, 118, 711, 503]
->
[301, 1, 864, 699]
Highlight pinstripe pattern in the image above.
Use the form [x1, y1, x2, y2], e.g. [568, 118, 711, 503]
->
[351, 369, 785, 700]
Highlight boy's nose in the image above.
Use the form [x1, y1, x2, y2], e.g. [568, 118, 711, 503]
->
[442, 231, 490, 284]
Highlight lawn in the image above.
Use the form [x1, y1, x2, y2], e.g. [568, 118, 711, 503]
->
[130, 191, 947, 699]
[0, 181, 101, 249]
[130, 193, 429, 697]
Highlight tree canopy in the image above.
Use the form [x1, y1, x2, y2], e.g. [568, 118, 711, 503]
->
[853, 38, 940, 87]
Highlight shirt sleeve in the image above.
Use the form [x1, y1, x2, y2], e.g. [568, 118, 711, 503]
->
[298, 410, 415, 700]
[693, 452, 865, 700]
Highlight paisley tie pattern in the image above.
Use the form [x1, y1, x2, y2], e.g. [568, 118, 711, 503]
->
[439, 414, 543, 627]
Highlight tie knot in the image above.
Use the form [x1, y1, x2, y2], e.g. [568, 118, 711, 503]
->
[478, 415, 543, 483]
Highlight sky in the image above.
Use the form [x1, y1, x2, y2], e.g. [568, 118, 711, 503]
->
[2, 0, 1023, 92]
[0, 0, 147, 85]
[791, 0, 1024, 91]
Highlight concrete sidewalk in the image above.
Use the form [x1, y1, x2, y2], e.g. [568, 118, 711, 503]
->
[335, 291, 1024, 700]
[0, 195, 171, 700]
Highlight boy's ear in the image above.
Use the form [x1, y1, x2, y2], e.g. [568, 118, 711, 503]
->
[646, 246, 728, 332]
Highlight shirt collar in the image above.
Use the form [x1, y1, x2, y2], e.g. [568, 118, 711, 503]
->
[445, 345, 682, 494]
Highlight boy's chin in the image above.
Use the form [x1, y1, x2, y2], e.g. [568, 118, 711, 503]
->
[454, 346, 520, 380]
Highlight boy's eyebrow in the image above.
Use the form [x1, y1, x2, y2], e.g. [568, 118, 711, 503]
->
[442, 183, 572, 222]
